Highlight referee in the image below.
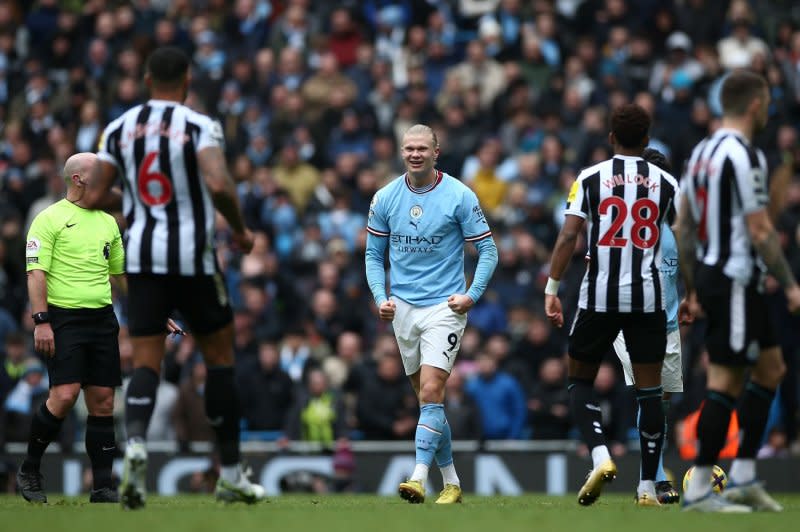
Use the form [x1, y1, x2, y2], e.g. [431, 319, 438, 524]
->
[18, 153, 125, 504]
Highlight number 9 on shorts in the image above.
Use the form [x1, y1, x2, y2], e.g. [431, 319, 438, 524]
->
[392, 298, 468, 375]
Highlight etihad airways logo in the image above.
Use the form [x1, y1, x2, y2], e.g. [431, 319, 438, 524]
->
[391, 234, 443, 245]
[391, 233, 443, 254]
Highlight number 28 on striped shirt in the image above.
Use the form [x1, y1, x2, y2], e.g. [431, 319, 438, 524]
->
[597, 197, 660, 249]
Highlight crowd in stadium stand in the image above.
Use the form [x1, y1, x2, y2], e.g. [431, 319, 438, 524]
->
[1, 0, 800, 460]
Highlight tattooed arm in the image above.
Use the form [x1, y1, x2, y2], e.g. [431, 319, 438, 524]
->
[747, 209, 800, 313]
[197, 146, 245, 234]
[768, 155, 793, 223]
[197, 145, 253, 254]
[747, 210, 797, 289]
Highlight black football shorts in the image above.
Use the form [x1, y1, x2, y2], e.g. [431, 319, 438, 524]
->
[568, 308, 667, 364]
[695, 265, 778, 366]
[48, 305, 121, 387]
[126, 273, 233, 337]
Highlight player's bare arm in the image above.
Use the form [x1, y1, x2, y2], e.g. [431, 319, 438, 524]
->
[768, 155, 793, 222]
[678, 298, 695, 325]
[84, 159, 123, 212]
[675, 193, 698, 296]
[746, 209, 800, 312]
[545, 214, 585, 328]
[110, 273, 128, 295]
[549, 215, 584, 280]
[673, 194, 698, 323]
[197, 145, 253, 253]
[746, 210, 795, 289]
[197, 145, 246, 233]
[672, 225, 696, 325]
[27, 269, 54, 357]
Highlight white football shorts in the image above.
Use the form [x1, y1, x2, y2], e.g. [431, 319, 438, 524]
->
[392, 297, 468, 375]
[613, 328, 683, 392]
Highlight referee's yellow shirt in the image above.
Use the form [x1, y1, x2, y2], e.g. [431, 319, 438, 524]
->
[26, 199, 125, 309]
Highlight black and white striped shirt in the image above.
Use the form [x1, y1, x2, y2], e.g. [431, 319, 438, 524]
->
[97, 100, 223, 276]
[682, 128, 768, 285]
[565, 155, 679, 312]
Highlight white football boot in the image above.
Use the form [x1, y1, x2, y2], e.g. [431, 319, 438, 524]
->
[119, 439, 148, 510]
[215, 464, 267, 504]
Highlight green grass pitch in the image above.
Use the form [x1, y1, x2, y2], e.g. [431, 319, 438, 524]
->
[1, 494, 798, 532]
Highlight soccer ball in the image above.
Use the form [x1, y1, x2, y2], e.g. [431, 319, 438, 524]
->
[250, 483, 267, 500]
[682, 465, 728, 494]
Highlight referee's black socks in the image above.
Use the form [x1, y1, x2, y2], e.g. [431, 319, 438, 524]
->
[125, 366, 160, 439]
[86, 415, 115, 490]
[23, 403, 63, 472]
[205, 366, 241, 466]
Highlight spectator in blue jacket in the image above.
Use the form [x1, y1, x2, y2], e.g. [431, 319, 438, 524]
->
[465, 351, 527, 439]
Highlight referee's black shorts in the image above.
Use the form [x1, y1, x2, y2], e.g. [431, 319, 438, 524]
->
[695, 265, 778, 366]
[568, 308, 667, 365]
[48, 305, 121, 388]
[126, 273, 233, 337]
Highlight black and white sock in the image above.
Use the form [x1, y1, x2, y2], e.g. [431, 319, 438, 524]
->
[205, 366, 241, 481]
[124, 366, 160, 440]
[636, 386, 664, 483]
[737, 381, 775, 458]
[686, 390, 735, 501]
[730, 382, 776, 485]
[696, 391, 736, 465]
[568, 377, 609, 468]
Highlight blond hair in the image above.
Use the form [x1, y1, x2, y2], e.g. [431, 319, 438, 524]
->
[403, 124, 439, 148]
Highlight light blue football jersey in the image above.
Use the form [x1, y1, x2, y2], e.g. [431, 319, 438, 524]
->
[660, 223, 679, 332]
[366, 171, 492, 306]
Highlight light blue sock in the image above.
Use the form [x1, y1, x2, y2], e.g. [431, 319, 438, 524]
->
[637, 404, 668, 482]
[435, 416, 453, 468]
[655, 443, 667, 482]
[416, 404, 445, 466]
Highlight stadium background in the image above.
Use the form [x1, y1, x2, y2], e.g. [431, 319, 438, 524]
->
[1, 0, 800, 494]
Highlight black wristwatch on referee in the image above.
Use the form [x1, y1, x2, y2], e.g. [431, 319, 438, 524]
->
[32, 312, 50, 325]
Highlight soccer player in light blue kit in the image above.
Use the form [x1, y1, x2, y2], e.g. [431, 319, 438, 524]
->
[365, 124, 498, 504]
[612, 148, 691, 504]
